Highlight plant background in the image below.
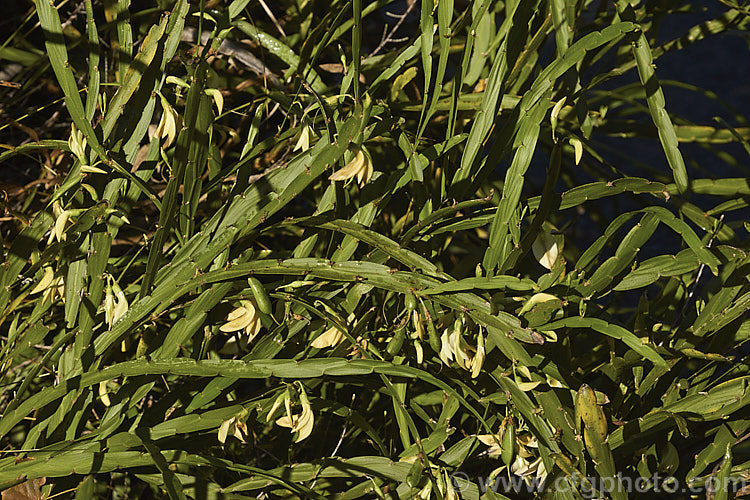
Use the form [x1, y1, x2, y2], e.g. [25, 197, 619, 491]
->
[1, 0, 750, 499]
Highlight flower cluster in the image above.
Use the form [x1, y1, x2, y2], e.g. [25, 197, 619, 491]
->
[268, 383, 314, 443]
[477, 425, 548, 486]
[104, 274, 128, 328]
[438, 316, 485, 378]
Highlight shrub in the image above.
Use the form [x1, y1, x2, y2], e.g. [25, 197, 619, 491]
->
[1, 0, 749, 498]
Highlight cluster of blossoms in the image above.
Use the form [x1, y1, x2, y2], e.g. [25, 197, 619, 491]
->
[217, 384, 314, 446]
[476, 421, 548, 486]
[438, 315, 485, 378]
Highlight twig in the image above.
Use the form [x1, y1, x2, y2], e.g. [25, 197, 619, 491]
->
[670, 214, 724, 332]
[309, 394, 355, 491]
[331, 393, 355, 457]
[368, 1, 416, 59]
[258, 0, 286, 38]
[60, 1, 86, 31]
[180, 27, 283, 89]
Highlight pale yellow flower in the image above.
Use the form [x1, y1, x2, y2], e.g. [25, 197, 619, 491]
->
[104, 275, 128, 328]
[51, 209, 70, 243]
[98, 381, 111, 407]
[511, 455, 547, 486]
[569, 137, 583, 165]
[347, 336, 369, 359]
[329, 146, 373, 187]
[155, 94, 180, 148]
[413, 338, 423, 364]
[30, 266, 64, 305]
[218, 412, 249, 444]
[469, 331, 485, 378]
[293, 125, 312, 152]
[478, 428, 548, 486]
[204, 88, 224, 115]
[532, 224, 563, 270]
[266, 389, 288, 423]
[311, 325, 345, 348]
[439, 330, 454, 366]
[275, 385, 314, 443]
[438, 319, 485, 378]
[417, 482, 432, 499]
[68, 123, 87, 163]
[476, 433, 503, 456]
[220, 299, 262, 343]
[443, 469, 458, 500]
[30, 266, 55, 295]
[312, 313, 357, 349]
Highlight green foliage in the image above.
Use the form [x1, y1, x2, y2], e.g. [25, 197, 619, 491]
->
[1, 0, 750, 498]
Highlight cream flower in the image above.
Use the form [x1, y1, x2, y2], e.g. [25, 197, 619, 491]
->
[30, 266, 65, 305]
[204, 88, 224, 115]
[312, 313, 357, 349]
[220, 299, 262, 343]
[439, 330, 454, 366]
[293, 124, 312, 152]
[68, 123, 87, 163]
[30, 266, 54, 295]
[104, 275, 128, 328]
[329, 146, 374, 187]
[275, 384, 314, 443]
[155, 94, 180, 148]
[532, 224, 564, 270]
[438, 319, 485, 378]
[512, 455, 548, 486]
[346, 336, 369, 359]
[218, 412, 249, 444]
[478, 429, 548, 486]
[443, 469, 458, 500]
[98, 381, 111, 407]
[476, 433, 503, 456]
[569, 137, 583, 165]
[311, 325, 345, 348]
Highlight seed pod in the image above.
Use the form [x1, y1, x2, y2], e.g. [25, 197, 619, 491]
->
[588, 405, 608, 442]
[426, 317, 442, 354]
[576, 384, 607, 442]
[387, 325, 407, 356]
[404, 292, 417, 311]
[248, 277, 272, 315]
[575, 384, 596, 432]
[501, 417, 516, 467]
